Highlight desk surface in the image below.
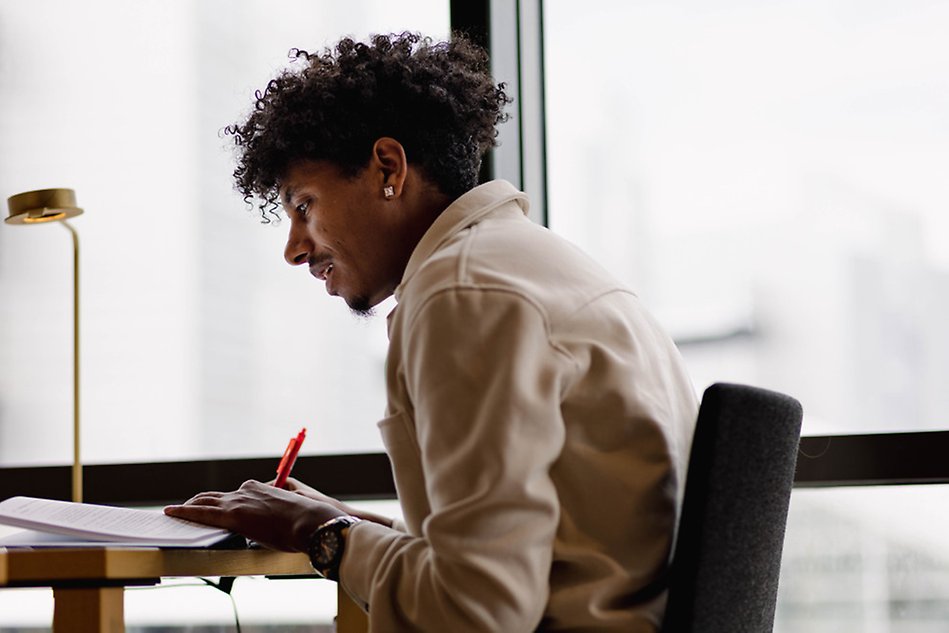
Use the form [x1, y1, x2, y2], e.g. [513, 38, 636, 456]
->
[0, 547, 314, 587]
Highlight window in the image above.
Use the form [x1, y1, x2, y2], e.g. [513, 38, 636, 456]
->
[0, 0, 450, 466]
[779, 485, 949, 631]
[544, 0, 949, 434]
[543, 5, 949, 627]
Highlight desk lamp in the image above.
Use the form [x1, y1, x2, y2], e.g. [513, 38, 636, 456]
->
[5, 188, 84, 502]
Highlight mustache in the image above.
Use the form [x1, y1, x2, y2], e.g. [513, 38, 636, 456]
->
[307, 254, 332, 267]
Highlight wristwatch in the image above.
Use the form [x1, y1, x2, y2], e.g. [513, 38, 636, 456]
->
[307, 515, 361, 581]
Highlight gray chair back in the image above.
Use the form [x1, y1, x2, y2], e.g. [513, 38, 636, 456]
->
[661, 382, 803, 633]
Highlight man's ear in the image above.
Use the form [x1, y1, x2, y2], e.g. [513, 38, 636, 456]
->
[371, 137, 408, 199]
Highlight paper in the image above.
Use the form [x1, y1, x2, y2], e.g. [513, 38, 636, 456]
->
[0, 496, 234, 548]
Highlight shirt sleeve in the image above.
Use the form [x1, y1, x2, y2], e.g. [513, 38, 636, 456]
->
[340, 287, 569, 632]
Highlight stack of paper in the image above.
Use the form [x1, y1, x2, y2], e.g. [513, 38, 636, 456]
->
[0, 496, 235, 548]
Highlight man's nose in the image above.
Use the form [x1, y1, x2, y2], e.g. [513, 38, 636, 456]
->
[284, 224, 310, 266]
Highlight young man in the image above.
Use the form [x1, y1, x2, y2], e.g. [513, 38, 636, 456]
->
[166, 33, 698, 632]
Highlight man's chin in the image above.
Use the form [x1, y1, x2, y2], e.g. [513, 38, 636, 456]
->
[345, 294, 375, 318]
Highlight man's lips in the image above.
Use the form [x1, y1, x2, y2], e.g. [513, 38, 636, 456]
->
[309, 259, 334, 281]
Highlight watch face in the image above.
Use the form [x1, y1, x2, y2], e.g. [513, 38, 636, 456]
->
[308, 516, 359, 580]
[316, 530, 341, 565]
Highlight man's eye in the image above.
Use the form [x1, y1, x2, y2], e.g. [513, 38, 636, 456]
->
[295, 201, 309, 216]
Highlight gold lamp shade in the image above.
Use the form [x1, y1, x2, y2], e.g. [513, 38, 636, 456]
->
[6, 188, 83, 225]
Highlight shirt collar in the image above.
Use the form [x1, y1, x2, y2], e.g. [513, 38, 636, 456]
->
[394, 180, 529, 302]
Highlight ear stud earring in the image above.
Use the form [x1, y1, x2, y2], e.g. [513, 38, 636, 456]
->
[383, 185, 395, 199]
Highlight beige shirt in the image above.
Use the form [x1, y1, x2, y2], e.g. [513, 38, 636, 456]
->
[341, 181, 698, 632]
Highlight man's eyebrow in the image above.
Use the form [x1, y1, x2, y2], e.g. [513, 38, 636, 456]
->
[282, 186, 295, 206]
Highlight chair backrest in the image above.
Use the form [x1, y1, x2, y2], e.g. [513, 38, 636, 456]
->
[661, 382, 803, 633]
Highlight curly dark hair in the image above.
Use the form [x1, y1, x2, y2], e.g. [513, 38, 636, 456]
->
[225, 32, 512, 221]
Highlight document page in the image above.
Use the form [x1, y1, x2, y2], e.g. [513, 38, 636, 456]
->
[0, 496, 233, 547]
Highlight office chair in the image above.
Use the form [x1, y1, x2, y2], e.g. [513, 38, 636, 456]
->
[661, 382, 803, 633]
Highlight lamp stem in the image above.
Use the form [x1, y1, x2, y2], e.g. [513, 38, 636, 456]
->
[62, 220, 81, 503]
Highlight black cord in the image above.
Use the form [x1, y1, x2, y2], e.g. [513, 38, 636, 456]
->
[200, 577, 241, 633]
[126, 576, 242, 633]
[201, 576, 236, 595]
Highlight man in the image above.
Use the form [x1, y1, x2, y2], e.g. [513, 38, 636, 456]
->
[166, 32, 698, 632]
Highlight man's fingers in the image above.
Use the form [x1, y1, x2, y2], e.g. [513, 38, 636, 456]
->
[163, 490, 230, 522]
[163, 503, 229, 527]
[179, 491, 226, 506]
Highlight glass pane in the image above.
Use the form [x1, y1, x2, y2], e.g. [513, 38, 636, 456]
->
[778, 486, 949, 632]
[0, 0, 449, 465]
[544, 0, 949, 434]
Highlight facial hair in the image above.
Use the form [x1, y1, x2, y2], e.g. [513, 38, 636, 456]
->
[347, 294, 375, 319]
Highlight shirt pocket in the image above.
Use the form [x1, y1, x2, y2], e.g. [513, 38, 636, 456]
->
[377, 411, 430, 535]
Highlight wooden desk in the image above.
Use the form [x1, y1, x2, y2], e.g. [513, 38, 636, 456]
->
[0, 547, 368, 633]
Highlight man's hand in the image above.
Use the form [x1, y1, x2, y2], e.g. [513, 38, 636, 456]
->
[282, 477, 396, 529]
[282, 477, 345, 506]
[164, 479, 345, 551]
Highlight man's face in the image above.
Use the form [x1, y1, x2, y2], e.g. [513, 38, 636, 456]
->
[280, 159, 401, 314]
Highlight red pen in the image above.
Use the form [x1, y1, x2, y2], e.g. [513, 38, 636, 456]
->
[274, 427, 306, 489]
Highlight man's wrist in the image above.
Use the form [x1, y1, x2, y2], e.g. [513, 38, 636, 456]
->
[306, 515, 361, 581]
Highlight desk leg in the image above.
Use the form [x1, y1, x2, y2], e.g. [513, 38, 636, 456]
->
[337, 584, 369, 633]
[52, 587, 124, 633]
